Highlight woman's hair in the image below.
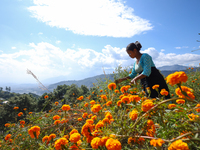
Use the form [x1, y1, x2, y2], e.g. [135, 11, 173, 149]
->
[126, 41, 142, 51]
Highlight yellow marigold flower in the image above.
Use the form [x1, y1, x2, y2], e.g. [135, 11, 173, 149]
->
[86, 119, 94, 124]
[88, 114, 93, 118]
[18, 112, 23, 117]
[81, 123, 93, 137]
[105, 138, 121, 150]
[101, 95, 107, 100]
[48, 133, 56, 142]
[121, 96, 131, 104]
[54, 138, 68, 150]
[129, 95, 141, 103]
[20, 120, 25, 125]
[77, 96, 84, 100]
[78, 118, 83, 121]
[105, 112, 113, 120]
[91, 104, 102, 113]
[5, 134, 11, 141]
[160, 89, 168, 96]
[90, 100, 96, 105]
[176, 99, 185, 104]
[152, 84, 159, 90]
[70, 133, 81, 143]
[70, 129, 78, 135]
[53, 115, 60, 120]
[91, 137, 102, 149]
[95, 121, 104, 130]
[188, 113, 199, 121]
[55, 101, 59, 106]
[91, 115, 97, 120]
[142, 100, 154, 112]
[175, 86, 195, 99]
[101, 136, 109, 146]
[150, 138, 165, 147]
[28, 126, 40, 139]
[84, 103, 88, 107]
[117, 100, 122, 106]
[103, 117, 110, 124]
[61, 104, 70, 111]
[42, 135, 49, 143]
[5, 123, 10, 127]
[166, 71, 188, 86]
[54, 120, 61, 125]
[13, 107, 19, 110]
[168, 104, 176, 109]
[44, 95, 48, 99]
[106, 101, 112, 106]
[168, 139, 189, 150]
[195, 104, 200, 112]
[129, 109, 138, 121]
[108, 83, 116, 90]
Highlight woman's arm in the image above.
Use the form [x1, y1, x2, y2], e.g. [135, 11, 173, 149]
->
[115, 76, 131, 84]
[130, 74, 146, 84]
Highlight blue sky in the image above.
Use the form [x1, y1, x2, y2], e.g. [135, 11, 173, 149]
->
[0, 0, 200, 84]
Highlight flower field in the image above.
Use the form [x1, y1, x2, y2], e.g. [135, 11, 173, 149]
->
[1, 67, 200, 150]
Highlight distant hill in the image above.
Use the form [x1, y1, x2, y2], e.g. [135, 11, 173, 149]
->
[158, 64, 188, 71]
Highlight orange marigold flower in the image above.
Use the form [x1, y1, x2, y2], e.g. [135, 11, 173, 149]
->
[81, 123, 93, 137]
[28, 126, 40, 139]
[82, 113, 88, 118]
[86, 119, 94, 124]
[120, 86, 129, 93]
[108, 83, 116, 90]
[54, 120, 61, 125]
[69, 144, 79, 150]
[129, 109, 138, 121]
[42, 135, 49, 143]
[23, 108, 27, 111]
[5, 134, 11, 141]
[105, 112, 113, 120]
[77, 96, 84, 100]
[152, 84, 159, 90]
[117, 100, 122, 106]
[54, 138, 68, 150]
[70, 133, 81, 143]
[115, 90, 119, 93]
[142, 100, 154, 112]
[84, 103, 89, 107]
[20, 120, 25, 125]
[176, 99, 185, 104]
[78, 118, 83, 121]
[175, 86, 195, 99]
[48, 133, 56, 142]
[150, 138, 165, 147]
[100, 89, 103, 92]
[70, 129, 78, 135]
[129, 95, 141, 103]
[95, 121, 104, 130]
[91, 137, 102, 149]
[101, 95, 107, 100]
[61, 104, 70, 111]
[105, 138, 121, 150]
[90, 100, 96, 105]
[101, 136, 109, 146]
[166, 71, 188, 86]
[188, 113, 199, 121]
[168, 140, 189, 150]
[44, 95, 49, 99]
[103, 117, 110, 124]
[55, 101, 59, 106]
[168, 104, 176, 109]
[5, 123, 10, 127]
[53, 115, 60, 120]
[13, 107, 19, 110]
[106, 101, 112, 106]
[91, 115, 97, 120]
[91, 104, 102, 113]
[18, 112, 23, 117]
[195, 104, 200, 112]
[29, 112, 33, 114]
[160, 89, 168, 96]
[121, 96, 131, 104]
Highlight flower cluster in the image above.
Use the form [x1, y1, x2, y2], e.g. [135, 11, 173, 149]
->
[28, 126, 40, 139]
[168, 140, 189, 150]
[166, 71, 188, 86]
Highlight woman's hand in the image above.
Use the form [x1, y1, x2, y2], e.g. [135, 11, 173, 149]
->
[129, 78, 136, 85]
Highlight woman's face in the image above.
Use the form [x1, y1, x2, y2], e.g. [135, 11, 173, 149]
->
[126, 49, 136, 58]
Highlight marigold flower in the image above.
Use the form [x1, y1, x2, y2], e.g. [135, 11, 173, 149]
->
[176, 99, 185, 104]
[54, 120, 61, 125]
[152, 84, 159, 90]
[28, 126, 40, 139]
[69, 144, 79, 150]
[160, 89, 168, 96]
[53, 115, 60, 120]
[61, 104, 70, 111]
[117, 100, 122, 106]
[23, 108, 27, 111]
[42, 135, 49, 143]
[106, 101, 112, 106]
[105, 112, 113, 120]
[120, 86, 129, 93]
[95, 121, 104, 130]
[54, 138, 68, 150]
[70, 133, 81, 143]
[91, 104, 102, 113]
[18, 112, 23, 117]
[86, 119, 94, 124]
[108, 83, 116, 90]
[150, 138, 165, 147]
[103, 118, 110, 124]
[129, 95, 141, 102]
[175, 86, 195, 99]
[121, 96, 131, 104]
[115, 90, 119, 93]
[82, 112, 88, 118]
[100, 89, 103, 92]
[142, 100, 154, 112]
[20, 120, 25, 125]
[55, 101, 59, 106]
[70, 129, 78, 135]
[168, 104, 176, 109]
[61, 118, 68, 124]
[5, 134, 11, 141]
[29, 112, 33, 114]
[105, 138, 121, 150]
[44, 95, 48, 99]
[91, 115, 97, 120]
[195, 104, 200, 112]
[166, 71, 188, 86]
[77, 96, 84, 100]
[5, 123, 11, 127]
[129, 109, 138, 121]
[48, 133, 56, 142]
[91, 137, 102, 149]
[90, 100, 96, 105]
[101, 95, 107, 100]
[81, 123, 93, 137]
[168, 139, 189, 150]
[78, 118, 83, 121]
[188, 113, 199, 121]
[13, 107, 19, 110]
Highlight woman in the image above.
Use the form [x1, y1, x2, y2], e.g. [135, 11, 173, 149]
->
[115, 41, 170, 99]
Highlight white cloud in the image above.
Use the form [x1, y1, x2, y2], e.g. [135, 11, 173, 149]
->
[175, 47, 181, 49]
[175, 46, 189, 49]
[11, 47, 16, 49]
[28, 0, 153, 37]
[1, 42, 200, 84]
[56, 40, 61, 44]
[38, 32, 43, 35]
